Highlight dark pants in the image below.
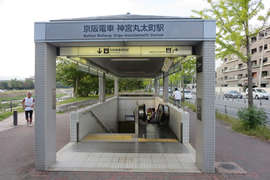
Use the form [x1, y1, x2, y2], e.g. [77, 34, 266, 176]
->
[25, 110, 33, 119]
[174, 99, 181, 107]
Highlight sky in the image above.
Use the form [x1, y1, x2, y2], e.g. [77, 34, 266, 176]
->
[0, 0, 269, 80]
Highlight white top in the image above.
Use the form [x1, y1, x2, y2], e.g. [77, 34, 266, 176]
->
[173, 90, 181, 100]
[24, 97, 34, 111]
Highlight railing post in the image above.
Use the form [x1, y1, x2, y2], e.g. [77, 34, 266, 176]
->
[10, 101, 12, 112]
[225, 105, 227, 115]
[260, 99, 262, 106]
[244, 98, 246, 104]
[13, 110, 18, 126]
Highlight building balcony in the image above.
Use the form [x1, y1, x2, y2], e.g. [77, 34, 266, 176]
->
[225, 78, 239, 82]
[252, 65, 260, 68]
[225, 59, 238, 64]
[242, 77, 248, 81]
[223, 68, 238, 73]
[263, 76, 270, 79]
[265, 49, 270, 52]
[241, 66, 247, 70]
[263, 62, 270, 66]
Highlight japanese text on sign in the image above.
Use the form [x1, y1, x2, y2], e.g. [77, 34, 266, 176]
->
[83, 24, 165, 33]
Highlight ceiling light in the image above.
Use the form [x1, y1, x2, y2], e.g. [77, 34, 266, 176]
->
[124, 72, 145, 73]
[110, 59, 149, 61]
[120, 67, 147, 69]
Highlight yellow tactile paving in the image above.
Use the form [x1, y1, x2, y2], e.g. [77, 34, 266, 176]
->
[84, 134, 132, 141]
[138, 138, 178, 142]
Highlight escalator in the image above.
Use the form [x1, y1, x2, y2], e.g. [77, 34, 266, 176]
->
[138, 103, 178, 141]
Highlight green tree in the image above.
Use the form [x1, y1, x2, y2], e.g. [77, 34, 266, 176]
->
[77, 74, 99, 96]
[56, 59, 89, 98]
[192, 0, 270, 107]
[23, 79, 34, 89]
[169, 58, 196, 100]
[106, 79, 114, 94]
[0, 81, 8, 89]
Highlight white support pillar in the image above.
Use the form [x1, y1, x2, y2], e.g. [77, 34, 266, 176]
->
[35, 43, 56, 170]
[195, 41, 216, 173]
[163, 73, 169, 103]
[114, 80, 118, 96]
[154, 79, 158, 97]
[99, 73, 106, 102]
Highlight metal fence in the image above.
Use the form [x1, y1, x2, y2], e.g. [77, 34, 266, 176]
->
[0, 101, 23, 114]
[183, 96, 270, 126]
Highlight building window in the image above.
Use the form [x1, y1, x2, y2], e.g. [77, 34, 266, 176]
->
[262, 71, 268, 77]
[238, 74, 243, 79]
[251, 48, 257, 54]
[251, 37, 257, 43]
[252, 72, 257, 77]
[259, 44, 268, 52]
[252, 60, 257, 66]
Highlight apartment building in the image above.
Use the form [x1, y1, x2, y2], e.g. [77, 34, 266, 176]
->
[216, 26, 270, 88]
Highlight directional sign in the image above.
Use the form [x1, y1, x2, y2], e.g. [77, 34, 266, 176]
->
[61, 46, 192, 57]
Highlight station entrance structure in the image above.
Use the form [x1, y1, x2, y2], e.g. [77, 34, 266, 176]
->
[34, 14, 216, 173]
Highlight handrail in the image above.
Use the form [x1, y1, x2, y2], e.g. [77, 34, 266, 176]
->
[83, 110, 115, 133]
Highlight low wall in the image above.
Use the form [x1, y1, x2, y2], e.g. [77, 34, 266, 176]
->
[57, 99, 99, 112]
[70, 97, 118, 142]
[154, 97, 189, 143]
[118, 96, 155, 121]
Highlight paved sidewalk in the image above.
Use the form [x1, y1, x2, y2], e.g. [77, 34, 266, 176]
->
[0, 109, 270, 179]
[0, 112, 35, 132]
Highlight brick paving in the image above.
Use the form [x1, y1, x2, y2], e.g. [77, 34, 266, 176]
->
[0, 109, 270, 179]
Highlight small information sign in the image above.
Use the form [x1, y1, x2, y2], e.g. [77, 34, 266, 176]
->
[125, 115, 135, 121]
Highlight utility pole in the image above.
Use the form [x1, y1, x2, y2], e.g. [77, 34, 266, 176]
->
[258, 27, 266, 88]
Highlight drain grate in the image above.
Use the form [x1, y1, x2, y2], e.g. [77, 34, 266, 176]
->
[219, 163, 238, 170]
[118, 157, 133, 163]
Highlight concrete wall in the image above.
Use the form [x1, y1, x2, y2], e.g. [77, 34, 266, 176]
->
[56, 99, 99, 112]
[195, 41, 216, 173]
[154, 97, 189, 143]
[118, 97, 155, 121]
[70, 97, 118, 141]
[35, 43, 56, 170]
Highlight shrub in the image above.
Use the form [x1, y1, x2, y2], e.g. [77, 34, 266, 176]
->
[237, 105, 268, 129]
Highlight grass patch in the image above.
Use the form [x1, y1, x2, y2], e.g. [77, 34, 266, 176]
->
[231, 122, 270, 140]
[0, 95, 26, 102]
[56, 94, 114, 105]
[182, 102, 196, 112]
[56, 96, 99, 105]
[119, 89, 144, 93]
[56, 93, 68, 98]
[215, 111, 270, 140]
[181, 101, 270, 141]
[0, 109, 24, 121]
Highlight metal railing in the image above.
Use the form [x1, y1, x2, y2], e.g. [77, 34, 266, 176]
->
[184, 95, 270, 126]
[0, 101, 23, 114]
[83, 110, 115, 133]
